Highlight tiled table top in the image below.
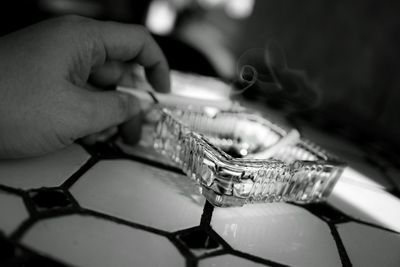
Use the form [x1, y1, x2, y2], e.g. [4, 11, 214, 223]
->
[1, 124, 400, 267]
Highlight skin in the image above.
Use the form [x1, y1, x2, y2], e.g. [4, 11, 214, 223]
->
[0, 15, 170, 158]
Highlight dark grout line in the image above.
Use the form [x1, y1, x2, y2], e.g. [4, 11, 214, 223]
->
[61, 157, 99, 189]
[200, 201, 214, 227]
[81, 208, 170, 236]
[0, 184, 24, 196]
[196, 249, 227, 260]
[328, 223, 352, 267]
[166, 234, 197, 266]
[9, 219, 36, 242]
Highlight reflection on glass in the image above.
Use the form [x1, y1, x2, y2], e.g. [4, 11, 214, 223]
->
[153, 107, 345, 207]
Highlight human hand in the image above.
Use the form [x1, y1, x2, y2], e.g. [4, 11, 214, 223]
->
[0, 15, 170, 158]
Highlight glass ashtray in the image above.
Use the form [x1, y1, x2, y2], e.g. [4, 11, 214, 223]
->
[153, 107, 345, 207]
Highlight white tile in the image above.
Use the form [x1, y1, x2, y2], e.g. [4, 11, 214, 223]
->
[0, 144, 89, 190]
[0, 191, 28, 235]
[71, 160, 205, 232]
[328, 179, 400, 233]
[22, 214, 184, 267]
[200, 255, 268, 267]
[338, 222, 400, 267]
[211, 203, 341, 267]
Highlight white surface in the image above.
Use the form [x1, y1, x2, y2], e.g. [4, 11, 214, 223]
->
[338, 222, 400, 267]
[22, 215, 184, 267]
[0, 191, 28, 235]
[0, 144, 89, 190]
[71, 160, 205, 232]
[211, 203, 341, 267]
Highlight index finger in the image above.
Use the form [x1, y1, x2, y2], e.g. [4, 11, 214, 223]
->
[89, 20, 170, 93]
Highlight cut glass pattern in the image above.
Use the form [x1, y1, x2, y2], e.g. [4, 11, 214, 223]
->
[153, 107, 346, 207]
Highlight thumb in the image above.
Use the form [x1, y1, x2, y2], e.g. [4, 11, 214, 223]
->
[74, 89, 141, 138]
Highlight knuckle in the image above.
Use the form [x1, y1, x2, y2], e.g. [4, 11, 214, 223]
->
[53, 128, 75, 147]
[78, 92, 131, 125]
[60, 14, 91, 24]
[134, 25, 150, 37]
[51, 15, 94, 34]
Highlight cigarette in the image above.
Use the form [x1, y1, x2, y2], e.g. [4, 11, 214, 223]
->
[116, 86, 235, 110]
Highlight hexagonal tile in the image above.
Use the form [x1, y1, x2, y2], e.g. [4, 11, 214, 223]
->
[338, 222, 400, 267]
[0, 144, 89, 190]
[211, 203, 341, 267]
[0, 235, 69, 267]
[21, 214, 185, 267]
[328, 179, 400, 233]
[70, 160, 205, 232]
[200, 255, 268, 267]
[0, 191, 28, 235]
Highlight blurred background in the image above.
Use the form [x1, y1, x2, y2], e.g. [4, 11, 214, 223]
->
[1, 0, 399, 161]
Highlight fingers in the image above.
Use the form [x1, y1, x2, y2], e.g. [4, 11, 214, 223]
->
[72, 87, 142, 138]
[90, 20, 170, 93]
[89, 61, 142, 89]
[81, 127, 118, 145]
[90, 60, 126, 87]
[119, 114, 143, 145]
